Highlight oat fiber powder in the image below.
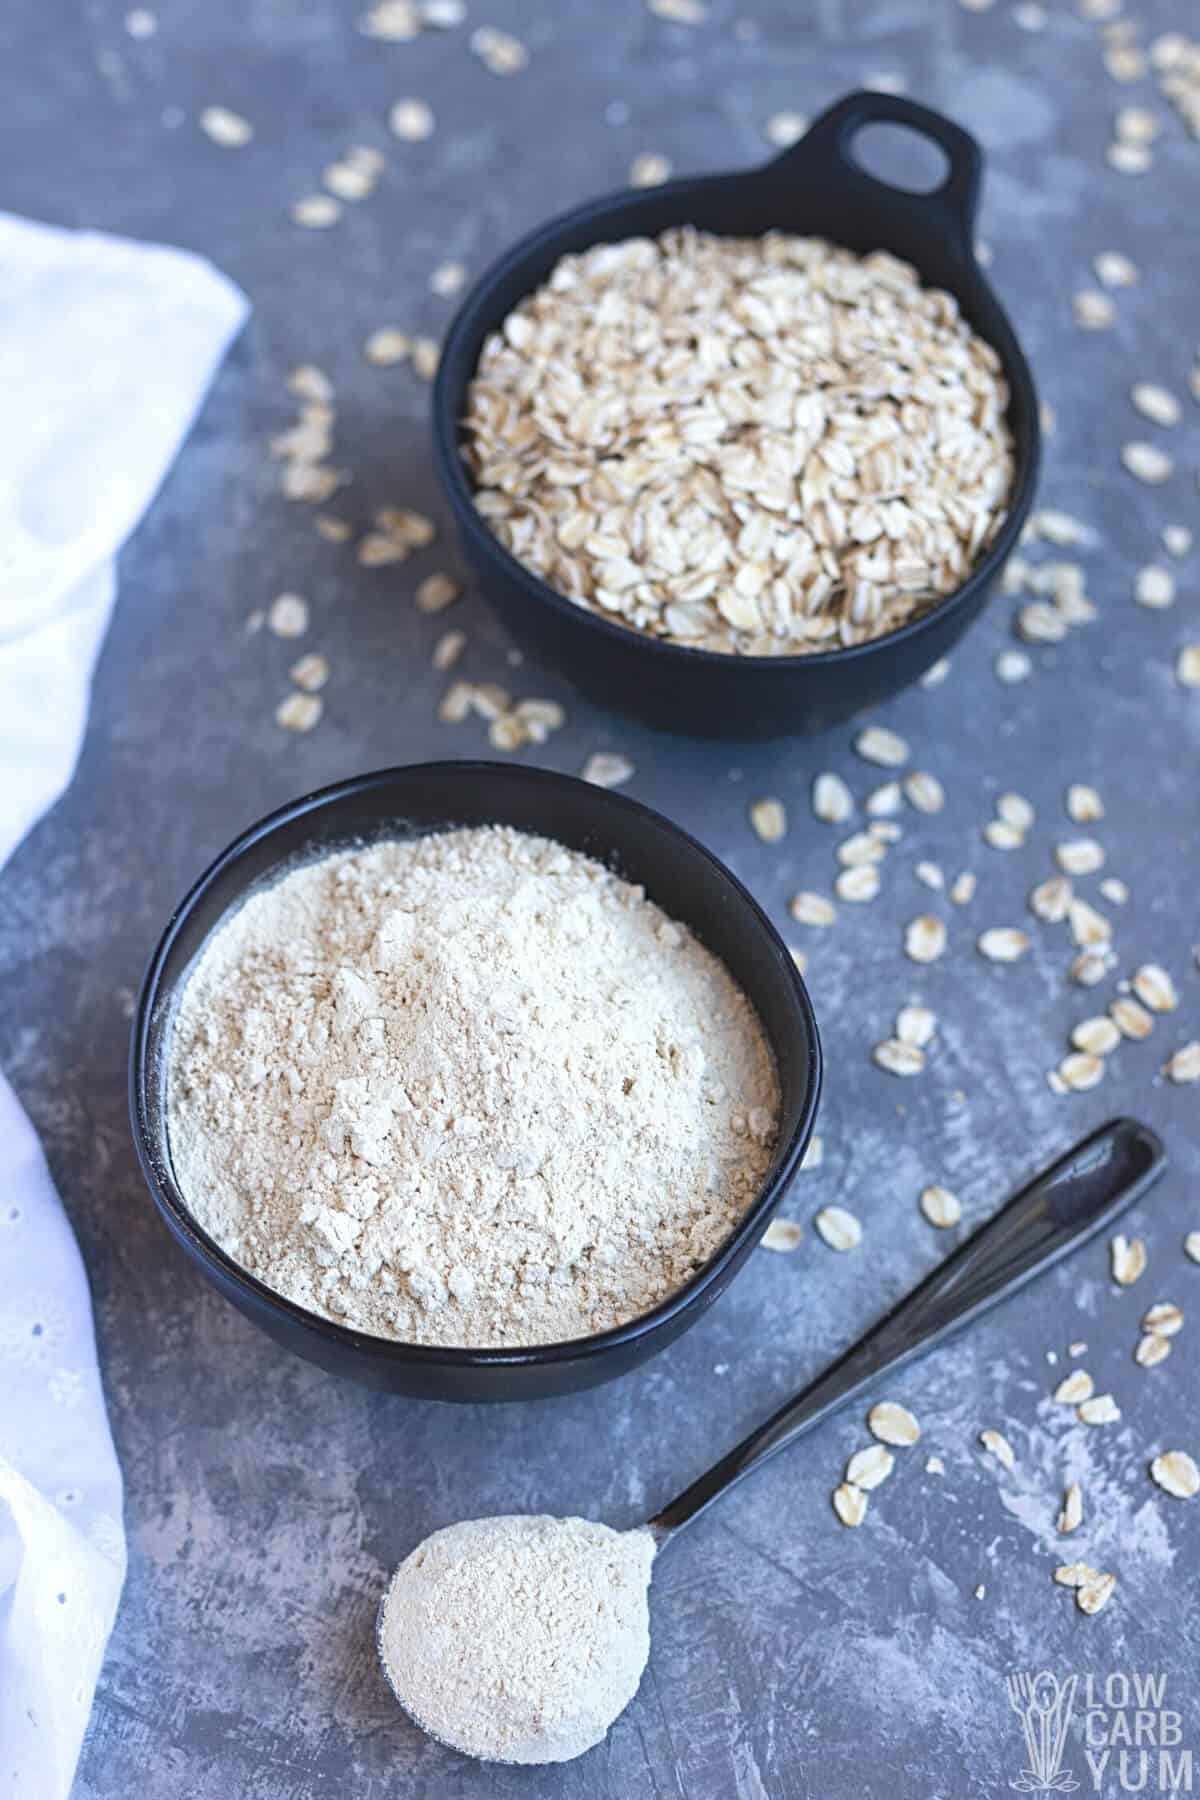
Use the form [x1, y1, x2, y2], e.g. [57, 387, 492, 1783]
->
[378, 1515, 656, 1763]
[167, 825, 778, 1346]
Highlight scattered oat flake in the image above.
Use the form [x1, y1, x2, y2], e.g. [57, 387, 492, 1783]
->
[926, 1455, 945, 1475]
[920, 656, 952, 688]
[815, 1206, 861, 1252]
[267, 593, 308, 639]
[1073, 290, 1115, 329]
[1163, 525, 1193, 557]
[365, 328, 411, 366]
[1151, 1452, 1200, 1499]
[1164, 1043, 1200, 1083]
[995, 648, 1032, 684]
[862, 787, 902, 824]
[978, 927, 1029, 962]
[920, 1185, 961, 1229]
[1142, 1303, 1184, 1338]
[997, 791, 1035, 832]
[915, 861, 944, 892]
[835, 865, 880, 903]
[581, 752, 634, 788]
[416, 572, 460, 615]
[1017, 600, 1068, 644]
[761, 1218, 803, 1253]
[287, 365, 333, 404]
[832, 1482, 867, 1527]
[1071, 1016, 1120, 1057]
[1136, 564, 1176, 609]
[846, 1445, 894, 1490]
[1054, 1369, 1094, 1405]
[949, 871, 976, 907]
[275, 692, 322, 733]
[125, 7, 157, 36]
[978, 1428, 1015, 1473]
[1068, 898, 1111, 948]
[1176, 647, 1200, 688]
[868, 1402, 920, 1447]
[790, 891, 836, 927]
[1108, 141, 1152, 174]
[873, 1038, 925, 1076]
[289, 652, 329, 692]
[431, 260, 467, 297]
[903, 771, 944, 815]
[1071, 949, 1112, 987]
[359, 0, 421, 37]
[896, 1005, 936, 1048]
[1078, 1394, 1121, 1425]
[1094, 250, 1138, 287]
[200, 106, 253, 147]
[1099, 878, 1127, 907]
[1133, 963, 1178, 1013]
[813, 772, 854, 824]
[324, 158, 377, 202]
[985, 820, 1024, 851]
[1132, 381, 1181, 427]
[1030, 876, 1073, 924]
[1077, 1572, 1117, 1615]
[314, 515, 352, 543]
[358, 533, 407, 568]
[1187, 1233, 1200, 1264]
[856, 726, 909, 767]
[1065, 784, 1103, 823]
[750, 798, 787, 843]
[412, 337, 440, 381]
[1057, 838, 1105, 876]
[291, 195, 341, 228]
[800, 1135, 823, 1171]
[470, 25, 529, 72]
[1122, 442, 1173, 483]
[904, 915, 947, 964]
[1136, 1333, 1171, 1368]
[630, 152, 672, 187]
[1111, 1234, 1147, 1286]
[390, 98, 435, 140]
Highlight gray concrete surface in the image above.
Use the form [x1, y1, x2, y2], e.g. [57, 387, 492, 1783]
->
[1, 1, 1198, 1795]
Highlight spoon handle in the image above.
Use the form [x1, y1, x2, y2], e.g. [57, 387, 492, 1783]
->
[648, 1117, 1165, 1543]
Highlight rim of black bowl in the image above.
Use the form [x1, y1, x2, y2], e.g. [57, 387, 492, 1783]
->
[431, 171, 1042, 678]
[130, 762, 823, 1373]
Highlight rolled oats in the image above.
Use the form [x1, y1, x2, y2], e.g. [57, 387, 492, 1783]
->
[868, 1401, 921, 1447]
[463, 231, 1015, 657]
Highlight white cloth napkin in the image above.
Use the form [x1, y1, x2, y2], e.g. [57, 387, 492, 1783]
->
[0, 212, 247, 1800]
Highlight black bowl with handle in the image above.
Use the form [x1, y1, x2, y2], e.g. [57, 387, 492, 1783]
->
[432, 90, 1041, 738]
[130, 762, 822, 1401]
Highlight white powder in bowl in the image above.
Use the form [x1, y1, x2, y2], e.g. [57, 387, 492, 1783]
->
[166, 825, 779, 1347]
[377, 1515, 656, 1764]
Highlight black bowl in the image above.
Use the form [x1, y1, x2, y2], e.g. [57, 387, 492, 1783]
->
[130, 763, 821, 1402]
[433, 90, 1041, 738]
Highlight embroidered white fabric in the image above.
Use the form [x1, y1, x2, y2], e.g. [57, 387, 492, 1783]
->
[0, 210, 247, 1800]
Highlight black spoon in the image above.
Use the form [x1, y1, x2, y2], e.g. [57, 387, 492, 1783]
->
[378, 1117, 1166, 1762]
[648, 1116, 1164, 1542]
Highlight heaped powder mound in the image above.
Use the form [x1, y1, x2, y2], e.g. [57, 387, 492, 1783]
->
[167, 825, 779, 1346]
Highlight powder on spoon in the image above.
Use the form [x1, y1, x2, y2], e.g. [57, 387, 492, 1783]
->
[378, 1515, 657, 1763]
[167, 824, 778, 1347]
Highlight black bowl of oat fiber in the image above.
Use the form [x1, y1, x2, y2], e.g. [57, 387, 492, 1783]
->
[130, 763, 821, 1401]
[432, 90, 1040, 737]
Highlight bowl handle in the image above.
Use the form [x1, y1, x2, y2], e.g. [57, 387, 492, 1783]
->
[767, 90, 982, 264]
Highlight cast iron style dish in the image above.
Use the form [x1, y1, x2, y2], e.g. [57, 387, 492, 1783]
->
[432, 90, 1041, 737]
[130, 763, 822, 1401]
